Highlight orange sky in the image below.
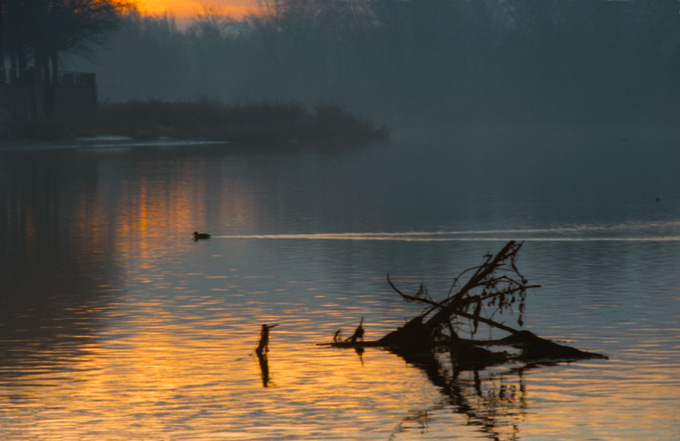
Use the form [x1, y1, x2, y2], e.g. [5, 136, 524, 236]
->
[136, 0, 257, 19]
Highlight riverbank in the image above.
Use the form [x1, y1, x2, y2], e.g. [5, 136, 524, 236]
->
[6, 100, 390, 143]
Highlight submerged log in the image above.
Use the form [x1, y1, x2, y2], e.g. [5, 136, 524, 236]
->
[317, 340, 383, 349]
[495, 330, 607, 362]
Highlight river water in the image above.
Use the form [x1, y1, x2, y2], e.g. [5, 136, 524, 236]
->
[1, 125, 679, 440]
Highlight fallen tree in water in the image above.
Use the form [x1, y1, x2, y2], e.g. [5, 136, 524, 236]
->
[322, 241, 607, 368]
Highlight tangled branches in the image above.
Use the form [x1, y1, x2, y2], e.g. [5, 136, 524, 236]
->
[381, 241, 539, 347]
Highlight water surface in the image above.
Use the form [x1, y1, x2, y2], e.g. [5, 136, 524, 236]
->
[1, 125, 679, 440]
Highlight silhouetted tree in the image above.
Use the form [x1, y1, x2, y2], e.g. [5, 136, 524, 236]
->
[0, 0, 4, 69]
[2, 0, 132, 117]
[2, 0, 130, 83]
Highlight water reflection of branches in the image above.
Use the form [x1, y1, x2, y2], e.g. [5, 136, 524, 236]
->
[355, 347, 365, 366]
[391, 349, 530, 441]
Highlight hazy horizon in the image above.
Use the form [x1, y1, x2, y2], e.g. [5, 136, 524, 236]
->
[65, 0, 680, 126]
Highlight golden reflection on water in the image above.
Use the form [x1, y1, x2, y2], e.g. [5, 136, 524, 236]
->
[113, 174, 198, 255]
[106, 160, 260, 261]
[4, 305, 677, 441]
[1, 320, 446, 439]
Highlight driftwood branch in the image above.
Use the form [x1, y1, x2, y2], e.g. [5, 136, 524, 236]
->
[255, 324, 279, 387]
[322, 241, 606, 366]
[256, 323, 278, 354]
[387, 274, 520, 334]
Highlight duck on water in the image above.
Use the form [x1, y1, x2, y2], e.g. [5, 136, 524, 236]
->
[193, 231, 211, 240]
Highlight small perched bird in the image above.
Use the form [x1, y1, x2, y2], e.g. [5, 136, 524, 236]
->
[193, 231, 211, 240]
[345, 317, 365, 343]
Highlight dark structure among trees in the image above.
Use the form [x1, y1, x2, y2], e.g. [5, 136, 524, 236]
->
[0, 0, 129, 122]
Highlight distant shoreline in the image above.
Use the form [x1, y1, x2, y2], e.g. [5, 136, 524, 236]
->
[6, 100, 390, 144]
[0, 137, 228, 151]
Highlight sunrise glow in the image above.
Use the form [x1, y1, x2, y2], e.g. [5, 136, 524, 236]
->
[135, 0, 257, 19]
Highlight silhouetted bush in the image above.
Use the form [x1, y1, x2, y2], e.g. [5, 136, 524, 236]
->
[89, 99, 389, 142]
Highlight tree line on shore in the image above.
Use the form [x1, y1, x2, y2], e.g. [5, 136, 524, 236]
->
[70, 0, 680, 124]
[3, 0, 680, 129]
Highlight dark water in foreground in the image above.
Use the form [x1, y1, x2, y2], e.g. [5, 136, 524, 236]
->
[1, 125, 679, 440]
